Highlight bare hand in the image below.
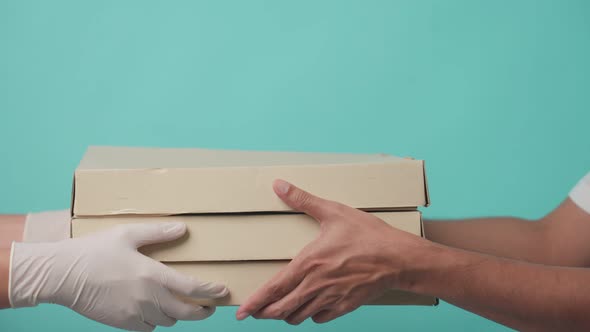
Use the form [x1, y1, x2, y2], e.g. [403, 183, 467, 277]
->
[236, 179, 428, 325]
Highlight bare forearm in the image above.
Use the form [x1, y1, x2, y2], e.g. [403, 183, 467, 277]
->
[0, 214, 25, 308]
[424, 217, 549, 263]
[0, 215, 25, 248]
[405, 244, 590, 331]
[424, 199, 590, 267]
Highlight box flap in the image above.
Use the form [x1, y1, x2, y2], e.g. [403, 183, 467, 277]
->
[71, 211, 422, 262]
[73, 146, 429, 216]
[77, 146, 406, 169]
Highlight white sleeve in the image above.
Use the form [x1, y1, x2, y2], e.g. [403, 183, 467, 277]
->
[22, 210, 71, 243]
[569, 172, 590, 215]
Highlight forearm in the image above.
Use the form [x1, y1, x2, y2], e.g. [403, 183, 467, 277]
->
[0, 214, 25, 308]
[405, 243, 590, 331]
[424, 217, 550, 264]
[423, 198, 590, 267]
[0, 215, 25, 247]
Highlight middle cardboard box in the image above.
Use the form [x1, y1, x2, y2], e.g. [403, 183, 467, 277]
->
[72, 211, 434, 306]
[71, 146, 436, 306]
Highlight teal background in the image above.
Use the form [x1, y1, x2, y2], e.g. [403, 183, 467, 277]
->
[1, 0, 589, 331]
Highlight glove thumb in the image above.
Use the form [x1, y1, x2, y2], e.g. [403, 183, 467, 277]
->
[116, 222, 187, 248]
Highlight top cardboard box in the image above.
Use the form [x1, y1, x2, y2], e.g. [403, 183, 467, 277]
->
[72, 146, 429, 217]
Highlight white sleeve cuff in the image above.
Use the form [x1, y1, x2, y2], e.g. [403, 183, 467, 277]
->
[569, 172, 590, 215]
[23, 210, 71, 243]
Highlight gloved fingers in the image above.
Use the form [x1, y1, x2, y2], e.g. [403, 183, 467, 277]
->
[138, 322, 155, 332]
[125, 320, 155, 332]
[139, 299, 177, 328]
[158, 264, 228, 299]
[113, 222, 187, 248]
[143, 312, 177, 328]
[159, 290, 217, 321]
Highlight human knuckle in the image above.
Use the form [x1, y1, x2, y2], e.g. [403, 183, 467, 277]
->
[267, 307, 288, 319]
[314, 295, 336, 310]
[289, 294, 306, 309]
[293, 191, 313, 209]
[302, 256, 323, 272]
[264, 307, 279, 318]
[268, 283, 286, 298]
[255, 308, 272, 319]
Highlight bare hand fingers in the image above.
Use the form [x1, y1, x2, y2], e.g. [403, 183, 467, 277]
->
[284, 297, 331, 326]
[252, 278, 319, 320]
[311, 302, 362, 324]
[273, 180, 339, 221]
[237, 259, 306, 320]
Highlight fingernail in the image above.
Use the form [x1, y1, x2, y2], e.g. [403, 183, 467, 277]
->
[163, 222, 185, 234]
[274, 179, 290, 195]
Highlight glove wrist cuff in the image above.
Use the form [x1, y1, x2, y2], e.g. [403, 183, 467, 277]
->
[9, 241, 60, 307]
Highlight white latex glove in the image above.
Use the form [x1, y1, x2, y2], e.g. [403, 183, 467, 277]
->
[9, 222, 228, 331]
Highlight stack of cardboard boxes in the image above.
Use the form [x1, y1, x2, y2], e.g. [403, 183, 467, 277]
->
[71, 146, 436, 306]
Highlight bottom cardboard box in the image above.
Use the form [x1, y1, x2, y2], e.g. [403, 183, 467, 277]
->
[72, 211, 437, 306]
[170, 261, 437, 306]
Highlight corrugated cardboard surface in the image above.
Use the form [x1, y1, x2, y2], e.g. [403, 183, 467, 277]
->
[72, 211, 437, 306]
[72, 212, 422, 261]
[72, 146, 428, 216]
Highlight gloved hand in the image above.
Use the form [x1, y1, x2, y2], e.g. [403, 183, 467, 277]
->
[9, 222, 228, 331]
